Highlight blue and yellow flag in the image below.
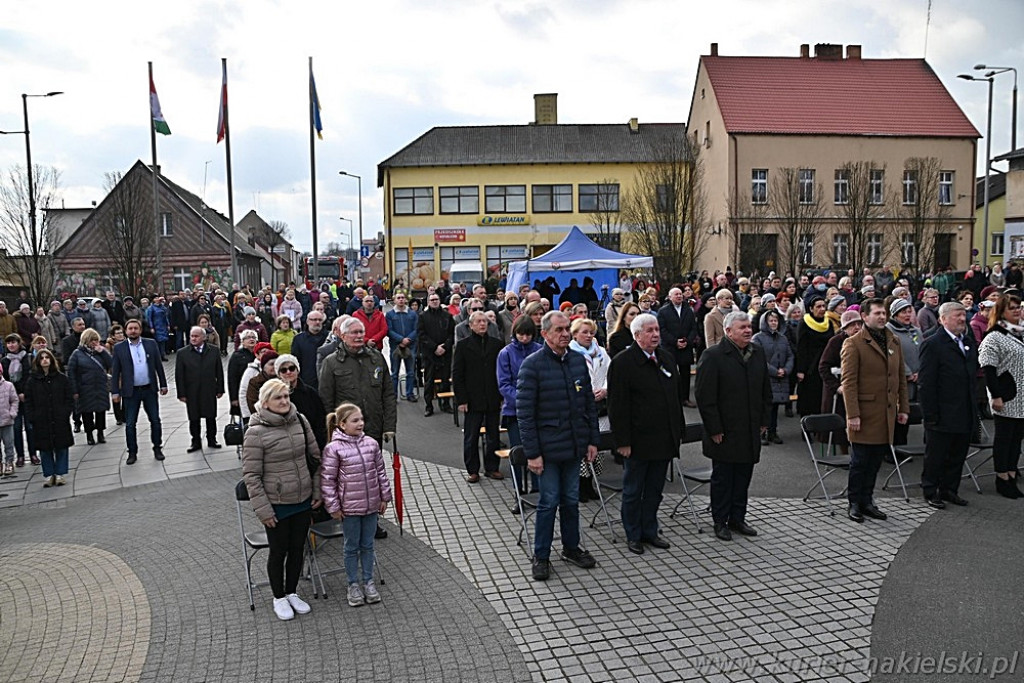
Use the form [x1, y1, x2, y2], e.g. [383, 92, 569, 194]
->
[310, 68, 323, 140]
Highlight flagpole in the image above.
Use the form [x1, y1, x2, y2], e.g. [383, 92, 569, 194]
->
[149, 62, 163, 294]
[221, 58, 237, 286]
[308, 56, 319, 285]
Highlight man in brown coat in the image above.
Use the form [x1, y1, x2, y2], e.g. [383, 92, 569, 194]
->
[840, 299, 909, 522]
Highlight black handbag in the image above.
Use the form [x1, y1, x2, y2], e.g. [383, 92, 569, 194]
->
[223, 418, 244, 446]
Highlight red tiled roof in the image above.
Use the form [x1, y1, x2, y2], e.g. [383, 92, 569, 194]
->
[702, 56, 979, 138]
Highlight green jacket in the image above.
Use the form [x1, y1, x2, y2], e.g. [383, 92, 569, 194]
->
[318, 343, 396, 444]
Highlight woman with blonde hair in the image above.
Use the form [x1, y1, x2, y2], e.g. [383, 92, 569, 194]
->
[66, 328, 111, 445]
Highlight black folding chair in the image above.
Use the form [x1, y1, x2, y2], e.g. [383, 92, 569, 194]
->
[883, 403, 925, 501]
[963, 419, 994, 493]
[670, 423, 712, 533]
[234, 479, 270, 610]
[508, 446, 541, 556]
[799, 414, 850, 516]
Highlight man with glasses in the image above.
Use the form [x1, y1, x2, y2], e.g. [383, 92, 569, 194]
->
[454, 302, 502, 344]
[917, 288, 941, 337]
[291, 310, 328, 390]
[419, 293, 454, 417]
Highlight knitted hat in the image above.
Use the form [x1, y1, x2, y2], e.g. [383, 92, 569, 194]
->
[260, 351, 279, 368]
[761, 293, 776, 306]
[827, 296, 845, 311]
[243, 306, 257, 316]
[840, 310, 862, 329]
[980, 285, 998, 300]
[860, 284, 875, 295]
[274, 353, 298, 375]
[254, 342, 273, 356]
[890, 298, 912, 317]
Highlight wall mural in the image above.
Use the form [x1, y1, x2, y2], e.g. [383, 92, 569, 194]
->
[54, 261, 232, 297]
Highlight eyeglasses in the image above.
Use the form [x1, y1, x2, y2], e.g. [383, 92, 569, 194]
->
[470, 307, 484, 312]
[278, 366, 298, 373]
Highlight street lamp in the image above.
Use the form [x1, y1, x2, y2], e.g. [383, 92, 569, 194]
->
[338, 217, 354, 244]
[975, 64, 1018, 151]
[338, 171, 363, 247]
[960, 73, 994, 265]
[339, 217, 354, 280]
[0, 91, 63, 287]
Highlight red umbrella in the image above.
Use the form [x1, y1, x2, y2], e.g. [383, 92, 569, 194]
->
[390, 436, 405, 535]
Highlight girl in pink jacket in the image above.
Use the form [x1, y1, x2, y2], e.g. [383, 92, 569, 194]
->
[320, 402, 391, 607]
[0, 366, 20, 474]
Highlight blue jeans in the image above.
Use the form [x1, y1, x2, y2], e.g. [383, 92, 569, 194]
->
[39, 448, 69, 477]
[391, 348, 416, 398]
[0, 424, 14, 463]
[122, 384, 162, 455]
[533, 457, 582, 560]
[621, 458, 669, 542]
[343, 512, 378, 584]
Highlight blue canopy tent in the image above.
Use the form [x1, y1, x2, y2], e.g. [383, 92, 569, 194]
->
[505, 227, 653, 305]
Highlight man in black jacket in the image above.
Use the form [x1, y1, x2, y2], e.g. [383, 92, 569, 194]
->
[169, 293, 189, 353]
[657, 286, 699, 407]
[609, 313, 686, 554]
[175, 326, 225, 452]
[695, 311, 772, 541]
[291, 310, 328, 389]
[452, 312, 503, 482]
[918, 301, 977, 508]
[418, 293, 454, 416]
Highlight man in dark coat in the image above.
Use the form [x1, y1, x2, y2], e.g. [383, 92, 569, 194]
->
[452, 311, 504, 482]
[111, 319, 168, 463]
[175, 326, 225, 452]
[418, 293, 455, 416]
[695, 311, 772, 541]
[657, 286, 699, 407]
[290, 310, 328, 389]
[918, 301, 978, 508]
[609, 313, 685, 554]
[517, 311, 600, 581]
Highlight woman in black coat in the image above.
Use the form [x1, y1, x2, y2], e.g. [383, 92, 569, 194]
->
[607, 302, 640, 359]
[795, 296, 834, 417]
[24, 349, 74, 486]
[66, 328, 112, 445]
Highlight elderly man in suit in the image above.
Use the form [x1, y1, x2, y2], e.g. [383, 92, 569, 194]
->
[657, 286, 698, 407]
[175, 326, 225, 453]
[609, 313, 686, 554]
[918, 301, 977, 509]
[840, 298, 909, 522]
[452, 311, 504, 482]
[695, 311, 772, 541]
[111, 319, 169, 464]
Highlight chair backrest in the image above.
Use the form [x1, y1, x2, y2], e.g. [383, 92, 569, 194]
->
[682, 422, 704, 444]
[509, 445, 528, 467]
[906, 403, 923, 426]
[235, 479, 250, 502]
[801, 413, 846, 435]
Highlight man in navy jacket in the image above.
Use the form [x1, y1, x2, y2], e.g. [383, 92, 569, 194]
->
[517, 311, 600, 581]
[110, 319, 168, 464]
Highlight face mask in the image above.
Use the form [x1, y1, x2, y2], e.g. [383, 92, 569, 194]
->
[815, 283, 827, 292]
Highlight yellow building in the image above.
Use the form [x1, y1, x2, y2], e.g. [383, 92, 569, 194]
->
[376, 94, 684, 291]
[973, 172, 1007, 264]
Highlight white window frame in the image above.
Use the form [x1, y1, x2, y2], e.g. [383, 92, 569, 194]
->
[870, 169, 885, 205]
[866, 233, 883, 266]
[160, 212, 173, 237]
[751, 169, 768, 204]
[901, 234, 918, 265]
[991, 232, 1005, 257]
[172, 268, 191, 292]
[833, 234, 850, 266]
[939, 171, 954, 206]
[798, 234, 814, 266]
[394, 187, 434, 215]
[799, 169, 815, 205]
[902, 170, 918, 206]
[834, 169, 849, 205]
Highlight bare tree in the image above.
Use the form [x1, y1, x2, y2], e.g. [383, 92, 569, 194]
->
[587, 177, 625, 251]
[834, 161, 890, 274]
[250, 219, 291, 286]
[98, 171, 157, 299]
[623, 135, 709, 284]
[772, 167, 826, 276]
[890, 157, 953, 276]
[727, 187, 772, 277]
[0, 163, 61, 306]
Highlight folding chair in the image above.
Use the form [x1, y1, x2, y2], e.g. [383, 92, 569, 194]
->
[507, 446, 541, 555]
[587, 458, 622, 541]
[307, 518, 386, 599]
[799, 414, 850, 516]
[670, 423, 712, 533]
[963, 419, 995, 493]
[234, 479, 270, 610]
[882, 403, 925, 501]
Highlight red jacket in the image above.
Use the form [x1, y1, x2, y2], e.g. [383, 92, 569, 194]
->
[354, 309, 388, 349]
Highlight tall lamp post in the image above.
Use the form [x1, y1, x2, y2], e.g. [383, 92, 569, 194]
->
[960, 73, 994, 265]
[976, 64, 1018, 151]
[339, 217, 354, 280]
[338, 171, 363, 247]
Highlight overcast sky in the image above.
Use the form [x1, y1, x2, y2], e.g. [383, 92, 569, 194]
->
[2, 0, 1021, 254]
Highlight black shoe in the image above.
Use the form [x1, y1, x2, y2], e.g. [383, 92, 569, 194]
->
[713, 523, 732, 541]
[74, 424, 81, 433]
[406, 394, 417, 403]
[531, 557, 550, 581]
[847, 504, 864, 523]
[940, 491, 968, 506]
[153, 447, 165, 461]
[424, 404, 434, 417]
[642, 536, 671, 549]
[769, 431, 783, 445]
[374, 524, 388, 539]
[207, 441, 222, 449]
[996, 477, 1023, 499]
[126, 453, 138, 465]
[187, 442, 202, 453]
[560, 547, 596, 569]
[925, 494, 946, 510]
[728, 521, 758, 537]
[862, 504, 887, 520]
[761, 434, 770, 446]
[627, 540, 645, 555]
[440, 401, 453, 413]
[785, 406, 794, 418]
[96, 431, 106, 444]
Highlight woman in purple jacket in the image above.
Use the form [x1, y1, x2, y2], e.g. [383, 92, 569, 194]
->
[497, 316, 543, 498]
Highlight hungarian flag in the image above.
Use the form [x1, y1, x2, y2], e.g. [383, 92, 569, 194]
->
[150, 75, 170, 135]
[216, 61, 228, 143]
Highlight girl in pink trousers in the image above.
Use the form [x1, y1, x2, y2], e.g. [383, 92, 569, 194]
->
[320, 403, 391, 607]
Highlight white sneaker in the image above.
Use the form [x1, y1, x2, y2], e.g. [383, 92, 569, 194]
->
[285, 593, 310, 614]
[363, 580, 381, 604]
[43, 476, 54, 488]
[347, 583, 364, 607]
[272, 597, 294, 620]
[55, 476, 66, 486]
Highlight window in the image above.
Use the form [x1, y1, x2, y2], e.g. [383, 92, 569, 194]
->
[834, 169, 849, 205]
[486, 245, 529, 271]
[579, 183, 620, 212]
[902, 170, 918, 205]
[870, 169, 885, 205]
[992, 232, 1005, 256]
[96, 269, 120, 292]
[656, 184, 676, 214]
[799, 169, 815, 204]
[393, 187, 433, 215]
[172, 268, 191, 292]
[833, 234, 850, 266]
[439, 186, 478, 214]
[751, 169, 767, 204]
[939, 171, 954, 205]
[160, 212, 173, 237]
[484, 185, 526, 213]
[798, 234, 814, 266]
[867, 233, 883, 266]
[901, 234, 917, 265]
[531, 184, 572, 213]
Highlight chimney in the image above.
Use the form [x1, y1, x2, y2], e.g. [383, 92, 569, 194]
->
[800, 44, 810, 58]
[710, 42, 718, 57]
[533, 93, 557, 125]
[846, 44, 862, 60]
[814, 43, 843, 60]
[628, 117, 639, 133]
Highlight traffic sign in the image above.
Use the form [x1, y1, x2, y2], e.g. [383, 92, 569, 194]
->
[360, 257, 369, 267]
[360, 245, 370, 258]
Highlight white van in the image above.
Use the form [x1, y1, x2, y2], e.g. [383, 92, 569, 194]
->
[448, 261, 485, 288]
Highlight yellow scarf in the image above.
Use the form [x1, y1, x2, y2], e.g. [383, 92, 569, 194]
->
[803, 313, 830, 333]
[825, 310, 842, 332]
